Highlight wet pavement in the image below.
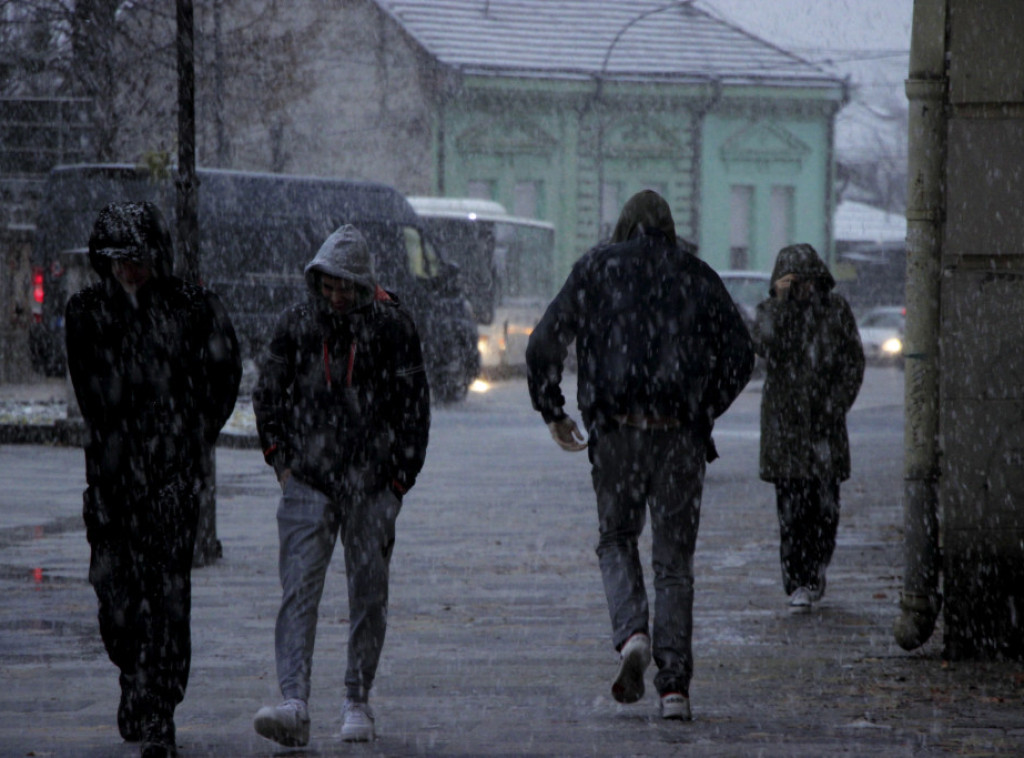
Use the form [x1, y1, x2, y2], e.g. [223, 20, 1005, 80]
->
[0, 369, 1022, 757]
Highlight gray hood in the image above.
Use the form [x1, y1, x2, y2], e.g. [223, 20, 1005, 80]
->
[304, 224, 377, 300]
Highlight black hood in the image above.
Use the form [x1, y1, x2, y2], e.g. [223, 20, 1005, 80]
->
[769, 243, 835, 294]
[610, 190, 677, 248]
[88, 201, 174, 281]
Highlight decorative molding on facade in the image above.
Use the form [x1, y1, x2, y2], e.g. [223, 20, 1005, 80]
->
[602, 116, 686, 159]
[720, 121, 810, 171]
[713, 97, 841, 121]
[454, 116, 558, 156]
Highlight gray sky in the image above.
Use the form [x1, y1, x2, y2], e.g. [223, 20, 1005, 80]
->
[697, 0, 914, 160]
[697, 0, 912, 57]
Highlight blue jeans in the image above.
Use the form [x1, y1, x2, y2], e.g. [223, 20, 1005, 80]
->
[274, 475, 401, 703]
[590, 425, 705, 697]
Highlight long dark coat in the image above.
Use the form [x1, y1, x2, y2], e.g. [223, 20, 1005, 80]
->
[66, 223, 242, 549]
[752, 244, 865, 482]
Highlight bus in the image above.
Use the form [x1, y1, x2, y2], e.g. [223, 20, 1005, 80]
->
[408, 197, 556, 372]
[30, 164, 480, 401]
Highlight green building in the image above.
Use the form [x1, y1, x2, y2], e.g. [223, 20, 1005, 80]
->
[371, 1, 846, 283]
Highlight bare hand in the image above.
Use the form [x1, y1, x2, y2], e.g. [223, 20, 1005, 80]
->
[773, 273, 796, 294]
[278, 468, 292, 489]
[547, 417, 588, 452]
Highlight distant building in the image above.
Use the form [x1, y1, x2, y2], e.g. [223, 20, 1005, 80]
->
[216, 0, 846, 283]
[833, 200, 907, 310]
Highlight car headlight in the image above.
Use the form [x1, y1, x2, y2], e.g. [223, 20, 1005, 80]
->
[882, 337, 903, 355]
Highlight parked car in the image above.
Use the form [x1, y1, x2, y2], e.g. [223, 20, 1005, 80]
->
[717, 270, 772, 328]
[717, 270, 771, 378]
[858, 306, 906, 367]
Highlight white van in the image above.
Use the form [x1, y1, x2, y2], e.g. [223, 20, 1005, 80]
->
[409, 197, 556, 373]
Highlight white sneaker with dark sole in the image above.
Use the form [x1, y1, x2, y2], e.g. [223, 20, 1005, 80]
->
[341, 699, 375, 742]
[659, 692, 692, 721]
[611, 632, 651, 704]
[253, 698, 310, 747]
[789, 586, 813, 612]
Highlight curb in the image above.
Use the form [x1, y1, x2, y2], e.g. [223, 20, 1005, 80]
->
[0, 420, 260, 449]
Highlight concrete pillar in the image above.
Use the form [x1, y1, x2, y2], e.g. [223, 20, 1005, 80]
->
[939, 0, 1024, 659]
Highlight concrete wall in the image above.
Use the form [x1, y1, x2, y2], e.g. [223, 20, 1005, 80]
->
[939, 0, 1024, 659]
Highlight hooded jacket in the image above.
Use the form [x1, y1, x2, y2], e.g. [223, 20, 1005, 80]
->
[65, 202, 242, 541]
[526, 191, 754, 452]
[752, 243, 865, 481]
[253, 224, 430, 501]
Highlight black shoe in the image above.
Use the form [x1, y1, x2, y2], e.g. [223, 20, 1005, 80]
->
[140, 741, 177, 758]
[117, 677, 142, 742]
[140, 715, 176, 758]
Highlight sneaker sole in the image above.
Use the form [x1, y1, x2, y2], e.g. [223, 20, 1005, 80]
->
[611, 645, 648, 704]
[253, 715, 310, 747]
[660, 700, 692, 721]
[341, 725, 374, 742]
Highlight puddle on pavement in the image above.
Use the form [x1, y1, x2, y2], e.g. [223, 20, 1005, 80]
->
[0, 563, 86, 584]
[0, 515, 83, 549]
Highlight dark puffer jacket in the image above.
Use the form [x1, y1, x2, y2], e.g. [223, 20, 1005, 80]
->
[253, 225, 430, 502]
[526, 191, 754, 452]
[65, 202, 242, 546]
[752, 243, 865, 482]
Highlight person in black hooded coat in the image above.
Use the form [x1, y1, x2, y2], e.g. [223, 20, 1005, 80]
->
[751, 243, 864, 612]
[526, 190, 753, 721]
[65, 201, 241, 758]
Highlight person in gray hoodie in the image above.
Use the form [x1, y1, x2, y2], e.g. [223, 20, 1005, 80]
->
[252, 224, 430, 746]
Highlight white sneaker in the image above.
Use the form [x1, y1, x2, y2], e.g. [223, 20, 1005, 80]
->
[611, 632, 651, 704]
[659, 692, 692, 721]
[341, 699, 375, 742]
[253, 698, 310, 747]
[789, 586, 813, 612]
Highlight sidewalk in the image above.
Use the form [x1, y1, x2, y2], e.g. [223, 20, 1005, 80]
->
[0, 370, 1022, 757]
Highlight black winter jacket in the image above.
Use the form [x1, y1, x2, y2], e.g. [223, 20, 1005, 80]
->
[66, 275, 242, 536]
[526, 234, 754, 446]
[253, 290, 430, 501]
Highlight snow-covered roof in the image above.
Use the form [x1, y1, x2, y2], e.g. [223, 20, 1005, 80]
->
[835, 200, 906, 243]
[377, 0, 842, 87]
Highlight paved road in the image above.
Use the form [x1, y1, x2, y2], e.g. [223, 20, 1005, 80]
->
[1, 368, 1022, 756]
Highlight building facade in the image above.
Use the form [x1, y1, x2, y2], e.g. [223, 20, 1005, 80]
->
[211, 1, 845, 286]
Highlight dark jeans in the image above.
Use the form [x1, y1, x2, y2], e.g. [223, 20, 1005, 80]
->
[86, 483, 198, 733]
[590, 425, 705, 697]
[774, 478, 840, 596]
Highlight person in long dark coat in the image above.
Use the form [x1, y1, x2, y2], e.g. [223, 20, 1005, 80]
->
[751, 243, 864, 611]
[65, 202, 242, 758]
[526, 190, 754, 721]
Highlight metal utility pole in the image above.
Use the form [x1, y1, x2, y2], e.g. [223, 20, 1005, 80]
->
[177, 0, 221, 567]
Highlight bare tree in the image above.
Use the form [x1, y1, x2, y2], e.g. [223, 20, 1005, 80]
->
[837, 90, 909, 214]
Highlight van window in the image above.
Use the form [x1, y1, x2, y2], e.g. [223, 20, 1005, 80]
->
[403, 226, 441, 281]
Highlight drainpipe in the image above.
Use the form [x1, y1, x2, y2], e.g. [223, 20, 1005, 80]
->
[893, 0, 946, 651]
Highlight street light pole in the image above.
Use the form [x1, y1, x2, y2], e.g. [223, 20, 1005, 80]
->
[176, 0, 221, 567]
[594, 1, 698, 240]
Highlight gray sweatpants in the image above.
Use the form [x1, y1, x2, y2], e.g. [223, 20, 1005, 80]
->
[590, 425, 705, 697]
[274, 475, 401, 703]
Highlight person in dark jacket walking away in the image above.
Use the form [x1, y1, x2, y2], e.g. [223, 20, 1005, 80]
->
[65, 202, 242, 758]
[252, 224, 430, 746]
[751, 243, 864, 612]
[526, 190, 754, 721]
